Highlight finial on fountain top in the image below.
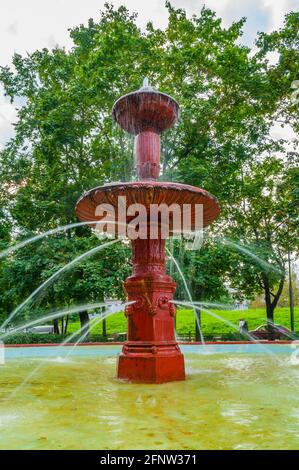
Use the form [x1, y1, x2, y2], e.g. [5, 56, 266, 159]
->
[142, 77, 153, 90]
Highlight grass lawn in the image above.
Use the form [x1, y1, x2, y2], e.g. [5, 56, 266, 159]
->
[67, 306, 299, 339]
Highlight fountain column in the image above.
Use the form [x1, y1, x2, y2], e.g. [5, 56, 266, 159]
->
[116, 80, 185, 382]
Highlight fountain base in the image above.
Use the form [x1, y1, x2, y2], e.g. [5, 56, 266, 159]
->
[117, 342, 185, 383]
[116, 238, 186, 383]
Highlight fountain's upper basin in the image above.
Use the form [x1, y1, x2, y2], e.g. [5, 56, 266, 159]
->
[112, 90, 179, 135]
[76, 181, 220, 235]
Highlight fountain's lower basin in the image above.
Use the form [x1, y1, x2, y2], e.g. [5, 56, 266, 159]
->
[1, 344, 298, 450]
[76, 181, 220, 233]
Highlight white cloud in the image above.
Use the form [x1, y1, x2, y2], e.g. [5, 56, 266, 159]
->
[263, 0, 298, 31]
[270, 122, 296, 141]
[0, 86, 17, 149]
[269, 121, 297, 155]
[7, 21, 18, 36]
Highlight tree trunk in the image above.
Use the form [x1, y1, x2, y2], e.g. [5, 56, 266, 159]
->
[263, 273, 285, 341]
[53, 319, 60, 334]
[195, 309, 201, 342]
[102, 318, 107, 340]
[60, 318, 65, 335]
[61, 316, 68, 335]
[263, 275, 276, 340]
[79, 311, 90, 342]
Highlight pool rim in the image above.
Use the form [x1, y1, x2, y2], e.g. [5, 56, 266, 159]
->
[2, 340, 294, 348]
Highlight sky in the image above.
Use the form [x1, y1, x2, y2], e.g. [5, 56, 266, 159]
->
[0, 0, 298, 148]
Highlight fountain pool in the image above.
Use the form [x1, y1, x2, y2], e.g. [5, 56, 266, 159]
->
[1, 344, 299, 450]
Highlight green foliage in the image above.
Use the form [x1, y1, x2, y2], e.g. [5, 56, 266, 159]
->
[0, 234, 131, 326]
[2, 333, 68, 344]
[168, 238, 232, 302]
[2, 332, 114, 344]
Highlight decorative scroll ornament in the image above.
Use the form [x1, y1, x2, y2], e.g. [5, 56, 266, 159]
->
[158, 296, 171, 309]
[125, 296, 145, 316]
[169, 303, 176, 317]
[150, 295, 175, 316]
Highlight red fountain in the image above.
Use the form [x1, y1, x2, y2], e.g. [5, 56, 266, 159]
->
[76, 80, 220, 383]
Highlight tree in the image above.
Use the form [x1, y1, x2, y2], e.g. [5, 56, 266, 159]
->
[169, 238, 231, 302]
[223, 157, 298, 335]
[0, 233, 131, 332]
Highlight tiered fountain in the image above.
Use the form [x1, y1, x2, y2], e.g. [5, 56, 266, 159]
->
[76, 80, 220, 383]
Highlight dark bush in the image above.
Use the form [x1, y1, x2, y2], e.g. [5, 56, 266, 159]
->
[2, 333, 122, 344]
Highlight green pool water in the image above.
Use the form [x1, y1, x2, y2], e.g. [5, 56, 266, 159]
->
[0, 345, 299, 450]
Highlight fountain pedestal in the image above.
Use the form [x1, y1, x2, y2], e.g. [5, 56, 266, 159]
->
[117, 238, 185, 383]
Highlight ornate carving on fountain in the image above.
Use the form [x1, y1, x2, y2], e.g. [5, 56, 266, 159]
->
[158, 295, 176, 317]
[124, 295, 145, 317]
[132, 238, 165, 275]
[124, 286, 176, 316]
